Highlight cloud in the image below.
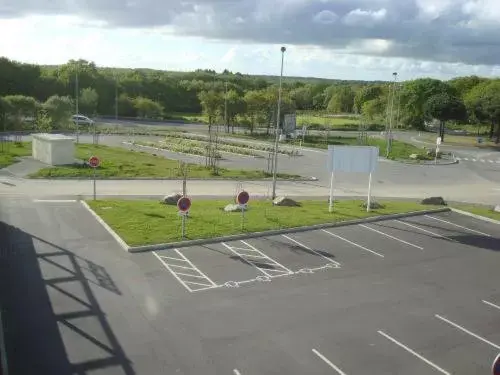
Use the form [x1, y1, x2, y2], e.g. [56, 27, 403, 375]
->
[1, 0, 500, 68]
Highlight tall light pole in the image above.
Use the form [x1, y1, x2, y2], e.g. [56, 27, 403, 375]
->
[386, 72, 397, 157]
[115, 74, 118, 120]
[75, 63, 80, 144]
[271, 46, 286, 200]
[224, 81, 228, 133]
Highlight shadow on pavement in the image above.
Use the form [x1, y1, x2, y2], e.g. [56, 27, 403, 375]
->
[0, 221, 135, 375]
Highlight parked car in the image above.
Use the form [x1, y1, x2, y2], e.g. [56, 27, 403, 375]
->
[72, 114, 94, 126]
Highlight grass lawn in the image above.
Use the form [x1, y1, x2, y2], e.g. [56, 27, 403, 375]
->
[87, 199, 431, 246]
[0, 142, 32, 168]
[452, 203, 500, 221]
[30, 144, 300, 179]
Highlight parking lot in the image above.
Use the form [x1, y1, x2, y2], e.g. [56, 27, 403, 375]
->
[151, 211, 500, 374]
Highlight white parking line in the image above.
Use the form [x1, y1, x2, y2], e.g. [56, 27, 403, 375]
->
[33, 199, 77, 203]
[435, 314, 500, 350]
[394, 220, 457, 242]
[359, 224, 423, 250]
[153, 250, 219, 292]
[312, 349, 347, 375]
[424, 215, 491, 237]
[282, 234, 341, 266]
[233, 369, 242, 375]
[321, 230, 384, 258]
[221, 241, 293, 277]
[482, 300, 500, 311]
[378, 331, 450, 374]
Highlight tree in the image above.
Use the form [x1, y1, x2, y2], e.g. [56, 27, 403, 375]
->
[35, 108, 53, 133]
[117, 94, 136, 117]
[224, 90, 246, 133]
[464, 80, 500, 142]
[44, 95, 73, 129]
[362, 98, 386, 121]
[244, 90, 268, 134]
[354, 85, 383, 113]
[424, 93, 467, 141]
[3, 95, 39, 134]
[79, 87, 99, 116]
[198, 90, 223, 131]
[327, 86, 355, 113]
[133, 97, 163, 118]
[399, 78, 456, 129]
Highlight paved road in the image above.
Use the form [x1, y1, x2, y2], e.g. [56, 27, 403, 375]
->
[1, 200, 498, 374]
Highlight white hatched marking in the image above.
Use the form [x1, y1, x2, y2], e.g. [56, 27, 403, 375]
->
[166, 264, 195, 271]
[435, 314, 500, 350]
[359, 224, 423, 250]
[282, 234, 341, 266]
[174, 272, 208, 279]
[182, 280, 214, 288]
[395, 220, 457, 242]
[424, 215, 491, 237]
[378, 331, 450, 374]
[241, 240, 294, 273]
[472, 159, 477, 162]
[321, 230, 384, 258]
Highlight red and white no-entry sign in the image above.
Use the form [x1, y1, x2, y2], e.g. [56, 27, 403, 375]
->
[88, 156, 100, 168]
[236, 191, 250, 206]
[177, 196, 192, 213]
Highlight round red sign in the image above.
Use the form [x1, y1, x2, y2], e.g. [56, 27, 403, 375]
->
[177, 196, 192, 212]
[88, 156, 100, 168]
[493, 353, 500, 375]
[236, 191, 250, 205]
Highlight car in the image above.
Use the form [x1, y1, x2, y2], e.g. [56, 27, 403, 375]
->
[72, 114, 94, 125]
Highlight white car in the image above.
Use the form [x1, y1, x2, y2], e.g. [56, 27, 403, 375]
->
[72, 114, 94, 125]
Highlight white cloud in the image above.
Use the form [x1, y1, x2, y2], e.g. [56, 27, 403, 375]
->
[342, 8, 387, 26]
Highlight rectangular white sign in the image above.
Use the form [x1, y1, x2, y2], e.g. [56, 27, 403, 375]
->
[327, 145, 379, 173]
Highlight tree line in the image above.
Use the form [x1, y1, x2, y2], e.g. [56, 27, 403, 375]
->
[0, 57, 499, 141]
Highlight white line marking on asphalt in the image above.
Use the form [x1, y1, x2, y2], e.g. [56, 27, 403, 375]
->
[282, 234, 341, 266]
[395, 220, 457, 242]
[312, 349, 347, 375]
[482, 300, 500, 310]
[233, 369, 242, 375]
[464, 158, 469, 161]
[173, 272, 208, 279]
[174, 249, 218, 287]
[481, 159, 486, 162]
[435, 314, 500, 350]
[489, 160, 494, 163]
[321, 230, 384, 258]
[241, 240, 294, 274]
[182, 280, 214, 288]
[153, 252, 195, 293]
[472, 158, 477, 162]
[378, 331, 450, 374]
[158, 255, 188, 262]
[425, 215, 491, 237]
[33, 199, 77, 203]
[359, 224, 423, 250]
[165, 264, 195, 271]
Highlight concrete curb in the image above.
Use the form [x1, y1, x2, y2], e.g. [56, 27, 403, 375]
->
[114, 207, 450, 253]
[451, 208, 500, 225]
[80, 201, 130, 251]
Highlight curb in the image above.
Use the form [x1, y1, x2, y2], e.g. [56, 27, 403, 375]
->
[451, 208, 500, 225]
[83, 204, 450, 253]
[80, 201, 130, 251]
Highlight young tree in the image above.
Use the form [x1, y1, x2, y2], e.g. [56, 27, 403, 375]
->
[198, 90, 223, 132]
[225, 90, 246, 133]
[35, 108, 53, 133]
[3, 95, 39, 138]
[424, 93, 467, 141]
[79, 87, 99, 116]
[327, 86, 355, 113]
[464, 80, 500, 142]
[133, 97, 163, 118]
[244, 90, 267, 134]
[44, 95, 73, 129]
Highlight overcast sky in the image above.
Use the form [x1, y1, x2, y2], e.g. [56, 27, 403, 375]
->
[1, 0, 500, 81]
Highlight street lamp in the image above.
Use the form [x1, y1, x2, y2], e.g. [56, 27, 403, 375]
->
[386, 71, 397, 157]
[271, 46, 286, 200]
[75, 64, 80, 144]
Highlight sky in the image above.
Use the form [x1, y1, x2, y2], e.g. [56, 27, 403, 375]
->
[1, 0, 500, 81]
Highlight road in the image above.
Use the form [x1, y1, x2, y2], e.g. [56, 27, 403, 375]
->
[1, 200, 498, 374]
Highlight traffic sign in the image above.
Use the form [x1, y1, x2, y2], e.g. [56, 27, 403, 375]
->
[236, 191, 250, 205]
[88, 156, 100, 168]
[493, 353, 500, 375]
[436, 137, 442, 145]
[177, 196, 191, 213]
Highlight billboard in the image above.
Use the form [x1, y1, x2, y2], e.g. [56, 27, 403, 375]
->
[327, 145, 379, 173]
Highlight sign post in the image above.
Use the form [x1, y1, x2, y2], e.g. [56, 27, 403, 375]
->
[88, 156, 100, 200]
[177, 196, 191, 240]
[236, 191, 250, 230]
[435, 136, 441, 165]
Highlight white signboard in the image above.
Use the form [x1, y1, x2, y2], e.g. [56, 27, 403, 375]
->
[436, 137, 442, 145]
[283, 113, 297, 135]
[327, 145, 379, 173]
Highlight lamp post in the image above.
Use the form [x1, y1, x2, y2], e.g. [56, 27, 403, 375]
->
[271, 46, 286, 200]
[386, 72, 397, 157]
[75, 64, 80, 144]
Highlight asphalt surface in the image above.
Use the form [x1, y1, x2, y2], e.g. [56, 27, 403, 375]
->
[1, 200, 499, 374]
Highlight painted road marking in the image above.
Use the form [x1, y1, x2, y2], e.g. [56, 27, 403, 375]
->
[221, 241, 293, 277]
[483, 300, 500, 311]
[233, 369, 242, 375]
[33, 199, 78, 203]
[321, 229, 384, 258]
[435, 314, 500, 350]
[395, 220, 457, 242]
[424, 215, 491, 237]
[282, 234, 341, 266]
[378, 331, 450, 374]
[312, 349, 347, 375]
[359, 224, 423, 250]
[153, 250, 219, 293]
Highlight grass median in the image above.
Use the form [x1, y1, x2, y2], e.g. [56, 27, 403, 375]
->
[452, 203, 500, 221]
[87, 199, 431, 246]
[0, 142, 32, 168]
[30, 144, 300, 179]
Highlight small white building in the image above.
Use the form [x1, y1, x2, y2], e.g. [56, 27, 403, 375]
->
[32, 133, 75, 165]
